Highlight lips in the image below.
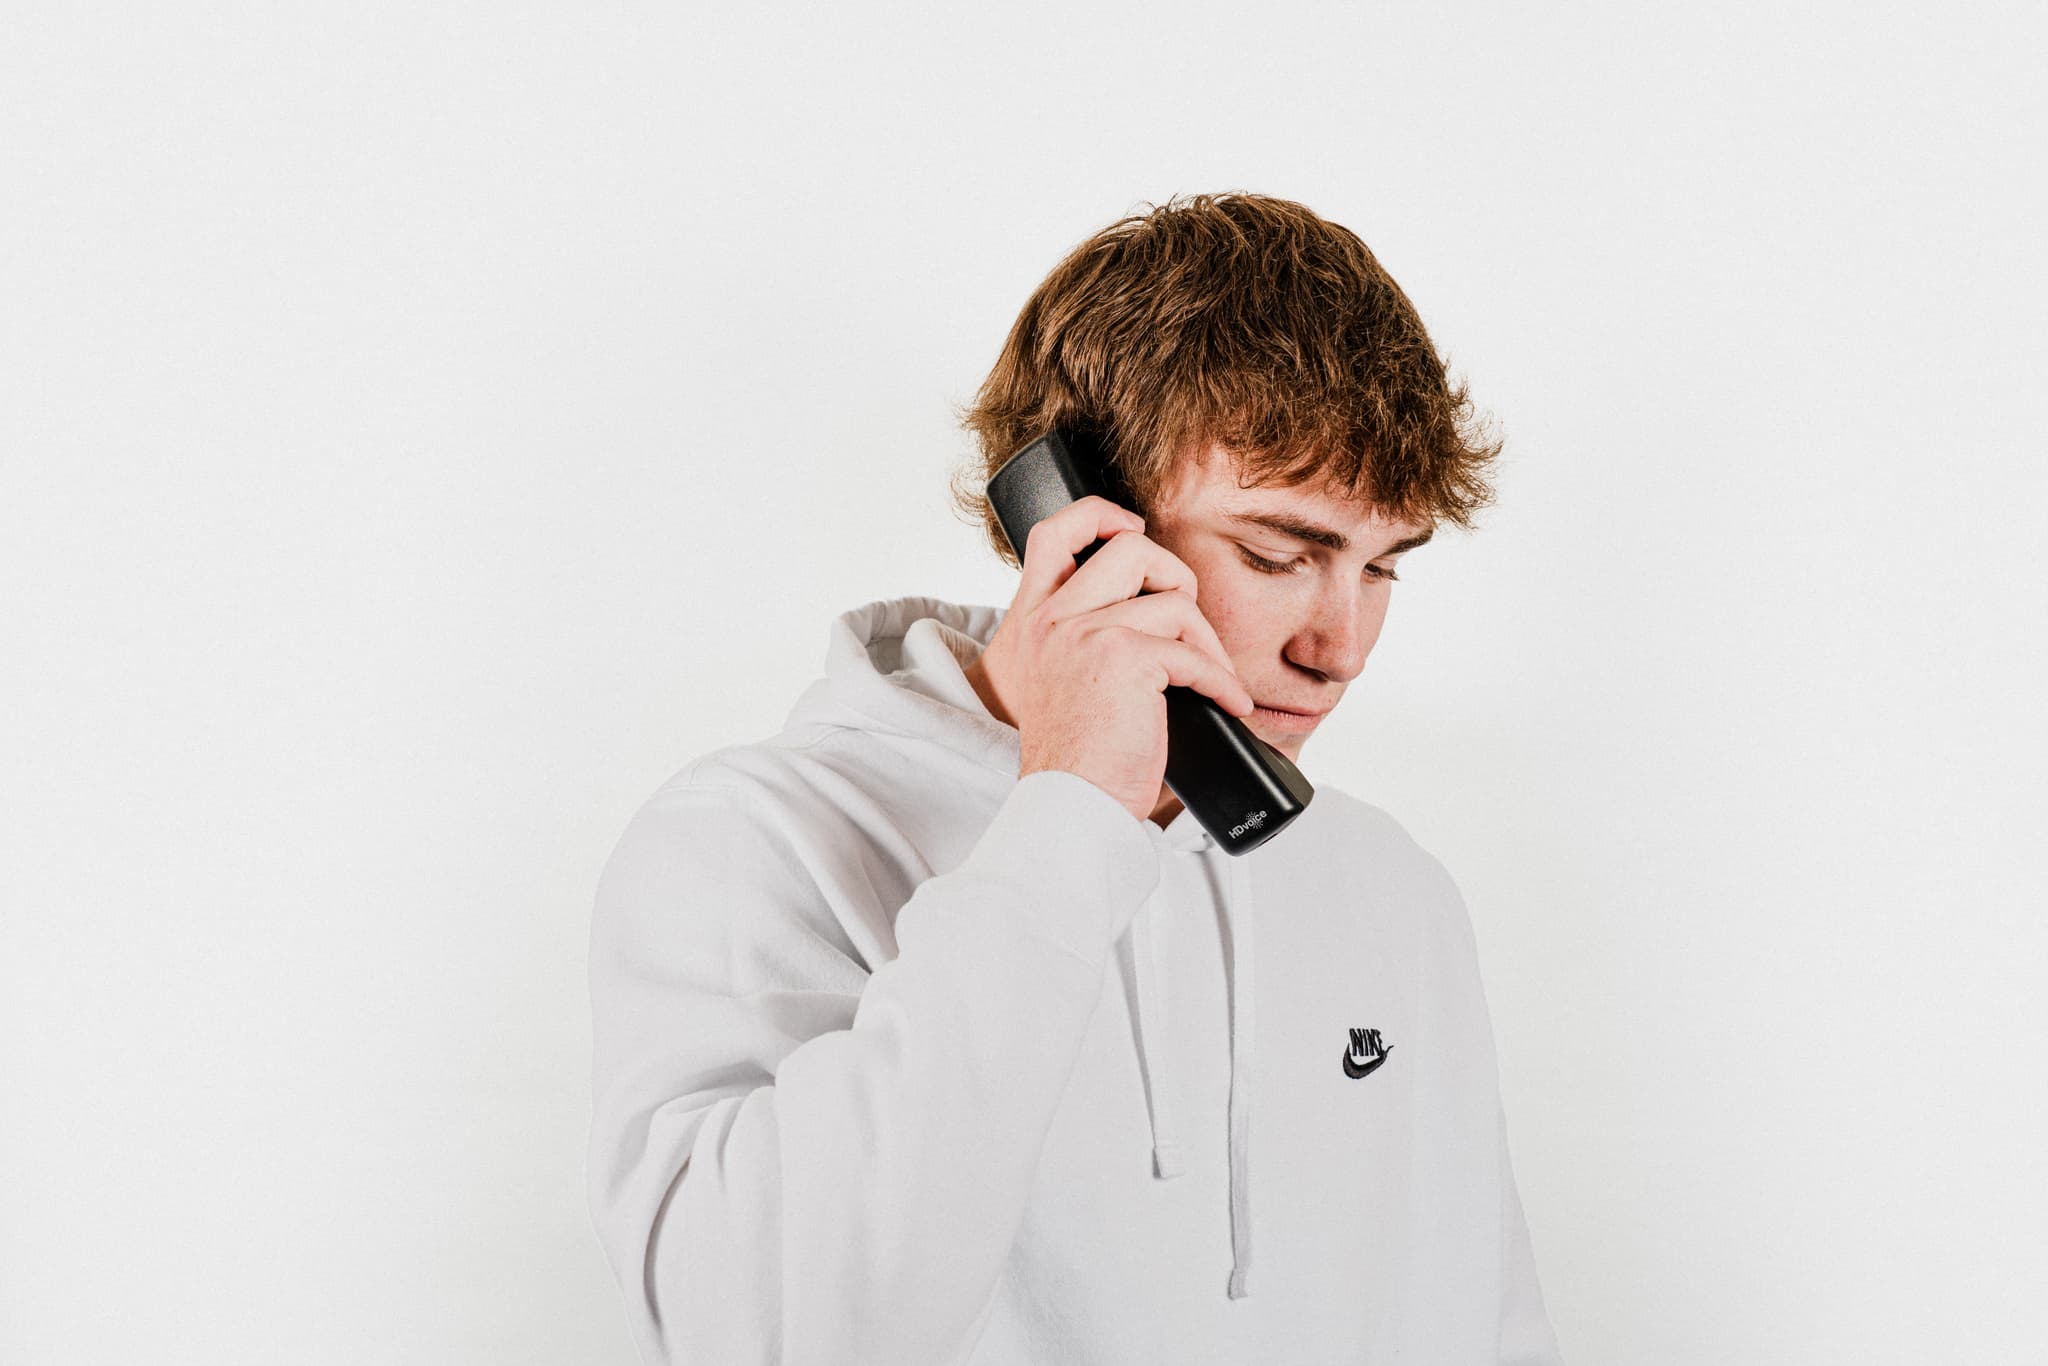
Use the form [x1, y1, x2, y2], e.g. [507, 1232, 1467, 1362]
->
[1247, 701, 1330, 735]
[1255, 702, 1330, 717]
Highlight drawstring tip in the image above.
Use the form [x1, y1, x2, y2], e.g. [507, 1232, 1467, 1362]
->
[1151, 1142, 1186, 1179]
[1227, 1265, 1250, 1299]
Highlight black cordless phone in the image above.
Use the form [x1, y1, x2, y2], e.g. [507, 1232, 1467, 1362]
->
[984, 429, 1314, 855]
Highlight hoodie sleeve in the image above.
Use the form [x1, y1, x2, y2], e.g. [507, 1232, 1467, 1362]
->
[1413, 844, 1565, 1366]
[586, 767, 1163, 1366]
[1497, 1111, 1566, 1365]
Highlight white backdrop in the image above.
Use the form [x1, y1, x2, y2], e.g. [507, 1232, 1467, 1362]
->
[4, 4, 2043, 1363]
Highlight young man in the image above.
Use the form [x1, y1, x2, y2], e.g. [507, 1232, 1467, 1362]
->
[586, 193, 1565, 1365]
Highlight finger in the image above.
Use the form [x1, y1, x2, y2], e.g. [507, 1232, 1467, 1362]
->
[1015, 496, 1146, 616]
[1143, 635, 1259, 717]
[1088, 590, 1243, 697]
[1043, 527, 1198, 621]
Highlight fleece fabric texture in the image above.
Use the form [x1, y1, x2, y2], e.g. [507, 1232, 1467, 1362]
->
[586, 594, 1565, 1366]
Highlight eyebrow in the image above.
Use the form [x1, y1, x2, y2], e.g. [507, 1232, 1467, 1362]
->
[1221, 509, 1435, 556]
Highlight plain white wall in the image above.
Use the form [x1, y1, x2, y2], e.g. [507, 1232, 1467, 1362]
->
[4, 3, 2043, 1363]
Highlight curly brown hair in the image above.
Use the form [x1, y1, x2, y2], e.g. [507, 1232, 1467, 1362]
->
[948, 192, 1503, 568]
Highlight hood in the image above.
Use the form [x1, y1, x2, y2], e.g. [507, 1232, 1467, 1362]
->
[790, 594, 1263, 1299]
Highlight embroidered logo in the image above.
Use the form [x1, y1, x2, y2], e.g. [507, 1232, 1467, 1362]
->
[1342, 1027, 1392, 1079]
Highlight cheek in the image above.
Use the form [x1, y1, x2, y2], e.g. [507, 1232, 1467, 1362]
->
[1189, 554, 1293, 660]
[1198, 590, 1277, 662]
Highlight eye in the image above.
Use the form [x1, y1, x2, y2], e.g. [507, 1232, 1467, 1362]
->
[1235, 546, 1303, 575]
[1365, 563, 1401, 583]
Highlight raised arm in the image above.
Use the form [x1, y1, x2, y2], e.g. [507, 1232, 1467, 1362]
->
[586, 768, 1160, 1366]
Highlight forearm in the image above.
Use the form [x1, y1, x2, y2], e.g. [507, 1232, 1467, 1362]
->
[588, 770, 1161, 1366]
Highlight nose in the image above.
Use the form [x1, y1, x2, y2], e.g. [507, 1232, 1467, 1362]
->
[1283, 578, 1378, 685]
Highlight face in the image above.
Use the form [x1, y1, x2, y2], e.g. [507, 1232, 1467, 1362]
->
[1142, 443, 1434, 760]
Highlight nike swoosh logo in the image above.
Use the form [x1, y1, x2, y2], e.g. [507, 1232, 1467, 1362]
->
[1343, 1046, 1392, 1079]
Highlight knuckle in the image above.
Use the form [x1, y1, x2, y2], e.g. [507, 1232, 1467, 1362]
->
[1101, 625, 1141, 660]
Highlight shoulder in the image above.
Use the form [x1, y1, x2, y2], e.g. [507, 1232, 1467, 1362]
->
[1295, 784, 1478, 947]
[609, 736, 873, 886]
[636, 725, 971, 854]
[596, 749, 807, 908]
[592, 741, 899, 990]
[597, 729, 984, 947]
[1302, 784, 1455, 885]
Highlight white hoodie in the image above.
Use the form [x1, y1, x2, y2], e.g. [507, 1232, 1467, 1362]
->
[586, 595, 1564, 1366]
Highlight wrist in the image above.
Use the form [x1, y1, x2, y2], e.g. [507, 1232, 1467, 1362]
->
[963, 654, 1018, 729]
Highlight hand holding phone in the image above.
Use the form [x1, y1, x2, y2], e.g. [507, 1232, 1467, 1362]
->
[976, 492, 1257, 827]
[980, 430, 1314, 853]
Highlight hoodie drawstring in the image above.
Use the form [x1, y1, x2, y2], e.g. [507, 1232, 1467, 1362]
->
[1134, 898, 1185, 1178]
[1223, 852, 1255, 1299]
[1132, 845, 1256, 1299]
